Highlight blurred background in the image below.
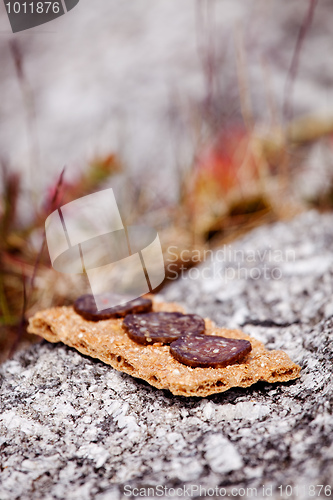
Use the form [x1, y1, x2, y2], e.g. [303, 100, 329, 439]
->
[1, 0, 333, 359]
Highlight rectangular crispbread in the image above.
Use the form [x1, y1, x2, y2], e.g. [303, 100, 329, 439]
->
[27, 299, 301, 397]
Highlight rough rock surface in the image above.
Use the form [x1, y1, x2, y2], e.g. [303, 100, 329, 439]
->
[1, 210, 333, 499]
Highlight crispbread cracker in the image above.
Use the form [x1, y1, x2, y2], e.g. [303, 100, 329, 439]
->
[27, 299, 301, 397]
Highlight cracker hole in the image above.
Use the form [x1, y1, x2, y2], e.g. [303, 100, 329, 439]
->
[34, 321, 56, 337]
[272, 369, 294, 377]
[113, 355, 134, 373]
[122, 360, 134, 372]
[216, 380, 226, 387]
[284, 369, 294, 376]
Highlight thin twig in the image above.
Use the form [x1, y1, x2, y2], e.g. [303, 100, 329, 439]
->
[0, 160, 20, 325]
[9, 41, 40, 190]
[196, 0, 219, 127]
[21, 273, 27, 326]
[8, 271, 27, 358]
[235, 23, 253, 131]
[261, 56, 279, 129]
[29, 166, 66, 294]
[0, 275, 11, 324]
[282, 0, 318, 123]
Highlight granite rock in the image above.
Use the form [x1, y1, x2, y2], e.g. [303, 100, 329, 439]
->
[1, 210, 333, 499]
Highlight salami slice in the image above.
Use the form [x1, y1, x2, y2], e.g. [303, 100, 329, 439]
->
[73, 294, 152, 321]
[123, 312, 205, 345]
[170, 334, 252, 368]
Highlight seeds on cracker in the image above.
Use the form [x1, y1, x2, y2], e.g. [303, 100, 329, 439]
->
[122, 311, 205, 345]
[73, 294, 152, 321]
[170, 334, 252, 368]
[27, 300, 301, 397]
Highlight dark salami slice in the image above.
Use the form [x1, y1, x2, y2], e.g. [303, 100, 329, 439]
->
[73, 294, 152, 321]
[123, 312, 205, 345]
[170, 334, 252, 368]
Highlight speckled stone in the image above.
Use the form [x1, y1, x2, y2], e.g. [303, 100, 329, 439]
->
[1, 210, 333, 500]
